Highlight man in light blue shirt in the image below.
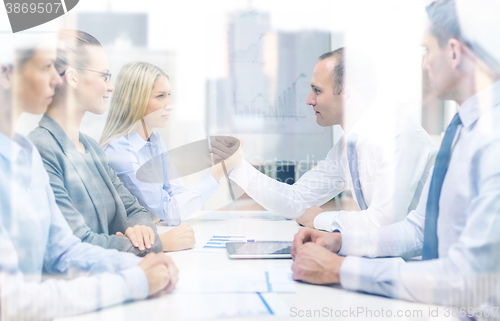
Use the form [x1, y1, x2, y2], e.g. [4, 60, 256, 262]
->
[0, 133, 150, 318]
[291, 0, 500, 315]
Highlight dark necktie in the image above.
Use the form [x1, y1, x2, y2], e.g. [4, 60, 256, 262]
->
[422, 113, 462, 260]
[347, 134, 368, 211]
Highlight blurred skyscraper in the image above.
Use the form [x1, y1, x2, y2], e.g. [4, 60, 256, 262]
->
[209, 10, 340, 134]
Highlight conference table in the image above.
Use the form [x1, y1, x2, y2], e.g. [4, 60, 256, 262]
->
[57, 210, 457, 321]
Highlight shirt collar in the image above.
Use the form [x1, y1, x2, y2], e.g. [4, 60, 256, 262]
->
[0, 132, 33, 164]
[459, 80, 500, 128]
[126, 130, 159, 152]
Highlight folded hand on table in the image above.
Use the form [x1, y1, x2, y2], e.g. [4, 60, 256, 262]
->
[116, 225, 156, 251]
[159, 222, 196, 252]
[139, 253, 179, 296]
[291, 242, 344, 284]
[291, 227, 342, 259]
[296, 206, 325, 228]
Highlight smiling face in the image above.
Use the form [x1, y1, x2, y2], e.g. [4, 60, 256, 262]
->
[421, 22, 459, 100]
[73, 45, 114, 115]
[306, 58, 344, 127]
[13, 46, 62, 115]
[143, 76, 172, 130]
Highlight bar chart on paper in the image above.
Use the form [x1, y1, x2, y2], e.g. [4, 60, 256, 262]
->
[202, 235, 255, 249]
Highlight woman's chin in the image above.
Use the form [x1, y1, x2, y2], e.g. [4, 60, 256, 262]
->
[29, 103, 49, 115]
[91, 105, 107, 115]
[157, 120, 169, 128]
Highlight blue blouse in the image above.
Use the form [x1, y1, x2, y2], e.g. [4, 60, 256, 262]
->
[105, 131, 220, 225]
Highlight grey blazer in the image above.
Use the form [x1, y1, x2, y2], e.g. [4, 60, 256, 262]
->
[28, 114, 162, 256]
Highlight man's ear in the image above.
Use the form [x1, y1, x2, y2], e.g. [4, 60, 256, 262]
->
[0, 64, 13, 90]
[449, 38, 463, 69]
[63, 67, 78, 89]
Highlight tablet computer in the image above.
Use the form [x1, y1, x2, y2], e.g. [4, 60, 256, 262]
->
[226, 241, 292, 259]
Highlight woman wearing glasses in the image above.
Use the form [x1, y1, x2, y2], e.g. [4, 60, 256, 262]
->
[28, 30, 195, 254]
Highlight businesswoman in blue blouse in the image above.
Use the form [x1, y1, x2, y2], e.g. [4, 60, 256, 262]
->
[28, 30, 195, 254]
[99, 62, 243, 226]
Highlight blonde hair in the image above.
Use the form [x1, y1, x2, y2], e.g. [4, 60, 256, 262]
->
[100, 61, 168, 147]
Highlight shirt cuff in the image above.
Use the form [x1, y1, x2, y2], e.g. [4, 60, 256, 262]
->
[118, 251, 144, 270]
[339, 255, 403, 297]
[337, 229, 364, 256]
[314, 211, 338, 231]
[339, 256, 366, 292]
[228, 160, 258, 190]
[120, 265, 149, 301]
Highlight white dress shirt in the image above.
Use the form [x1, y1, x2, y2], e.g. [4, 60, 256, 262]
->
[105, 131, 220, 224]
[229, 108, 437, 230]
[0, 133, 148, 320]
[338, 81, 500, 312]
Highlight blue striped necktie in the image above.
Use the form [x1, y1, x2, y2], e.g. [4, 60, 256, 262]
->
[422, 113, 462, 260]
[347, 134, 368, 211]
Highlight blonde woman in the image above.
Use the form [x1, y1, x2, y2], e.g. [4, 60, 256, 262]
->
[100, 62, 242, 225]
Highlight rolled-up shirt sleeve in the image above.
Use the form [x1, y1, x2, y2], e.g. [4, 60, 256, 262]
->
[229, 144, 347, 219]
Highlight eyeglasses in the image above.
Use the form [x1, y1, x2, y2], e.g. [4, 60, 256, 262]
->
[60, 68, 112, 82]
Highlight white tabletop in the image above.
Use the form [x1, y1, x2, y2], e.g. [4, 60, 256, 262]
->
[57, 212, 457, 321]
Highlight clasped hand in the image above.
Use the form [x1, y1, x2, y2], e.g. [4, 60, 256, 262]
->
[291, 227, 345, 284]
[139, 253, 179, 296]
[209, 136, 244, 181]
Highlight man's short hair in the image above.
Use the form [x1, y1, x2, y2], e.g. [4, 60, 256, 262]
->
[319, 47, 378, 103]
[319, 48, 344, 95]
[426, 0, 463, 47]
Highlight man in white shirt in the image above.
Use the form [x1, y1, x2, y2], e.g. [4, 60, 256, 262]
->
[290, 0, 500, 314]
[212, 48, 437, 231]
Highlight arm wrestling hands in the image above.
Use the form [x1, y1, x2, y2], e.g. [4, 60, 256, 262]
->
[209, 136, 243, 180]
[291, 227, 345, 284]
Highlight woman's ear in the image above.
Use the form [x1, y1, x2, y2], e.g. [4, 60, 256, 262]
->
[0, 64, 13, 90]
[63, 67, 78, 89]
